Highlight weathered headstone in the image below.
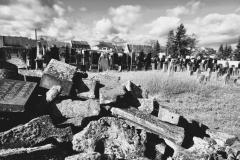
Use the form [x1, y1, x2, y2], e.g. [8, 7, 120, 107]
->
[40, 59, 76, 96]
[0, 79, 37, 112]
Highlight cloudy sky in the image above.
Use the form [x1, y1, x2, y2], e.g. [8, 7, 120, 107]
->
[0, 0, 240, 48]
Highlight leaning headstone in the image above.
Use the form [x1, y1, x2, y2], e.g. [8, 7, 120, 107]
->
[40, 59, 76, 96]
[0, 79, 37, 112]
[0, 115, 72, 149]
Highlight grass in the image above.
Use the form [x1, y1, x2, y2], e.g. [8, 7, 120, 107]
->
[102, 70, 240, 136]
[117, 70, 224, 98]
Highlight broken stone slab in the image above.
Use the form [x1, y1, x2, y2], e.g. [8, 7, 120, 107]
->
[0, 79, 37, 112]
[40, 59, 76, 96]
[52, 99, 100, 118]
[52, 99, 100, 127]
[0, 115, 72, 149]
[0, 144, 56, 158]
[72, 117, 147, 159]
[123, 80, 143, 98]
[65, 152, 102, 160]
[0, 144, 70, 160]
[46, 85, 61, 103]
[110, 107, 185, 145]
[206, 129, 238, 146]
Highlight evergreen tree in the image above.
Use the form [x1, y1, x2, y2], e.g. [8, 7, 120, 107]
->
[166, 30, 176, 57]
[234, 37, 240, 60]
[153, 40, 160, 56]
[217, 44, 224, 59]
[175, 24, 187, 57]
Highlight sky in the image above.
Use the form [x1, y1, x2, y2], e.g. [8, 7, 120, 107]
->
[0, 0, 240, 49]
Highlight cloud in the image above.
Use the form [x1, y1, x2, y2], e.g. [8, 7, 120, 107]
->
[109, 5, 141, 33]
[67, 6, 74, 12]
[187, 13, 240, 47]
[95, 18, 119, 35]
[235, 7, 240, 13]
[167, 1, 201, 17]
[146, 16, 181, 37]
[79, 7, 87, 12]
[0, 0, 66, 37]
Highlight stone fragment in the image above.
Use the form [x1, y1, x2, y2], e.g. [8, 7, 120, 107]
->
[72, 117, 146, 159]
[158, 105, 180, 125]
[110, 107, 185, 145]
[40, 59, 76, 96]
[77, 79, 98, 99]
[0, 79, 37, 112]
[46, 85, 61, 102]
[99, 84, 126, 105]
[65, 152, 102, 160]
[0, 144, 69, 160]
[52, 99, 100, 127]
[0, 144, 56, 158]
[206, 129, 237, 146]
[123, 80, 143, 98]
[0, 115, 72, 149]
[138, 98, 155, 115]
[187, 137, 215, 156]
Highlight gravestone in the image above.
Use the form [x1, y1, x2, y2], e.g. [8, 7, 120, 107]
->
[40, 59, 76, 96]
[0, 79, 37, 112]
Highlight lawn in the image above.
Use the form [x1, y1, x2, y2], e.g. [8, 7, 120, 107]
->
[106, 70, 240, 137]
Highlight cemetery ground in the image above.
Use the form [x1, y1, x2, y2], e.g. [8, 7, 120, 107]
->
[108, 70, 240, 137]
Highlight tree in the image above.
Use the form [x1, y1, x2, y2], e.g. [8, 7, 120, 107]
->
[233, 37, 240, 60]
[175, 24, 187, 57]
[153, 40, 160, 56]
[166, 30, 176, 57]
[217, 44, 224, 59]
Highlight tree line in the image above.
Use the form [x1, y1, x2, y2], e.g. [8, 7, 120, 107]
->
[151, 23, 240, 61]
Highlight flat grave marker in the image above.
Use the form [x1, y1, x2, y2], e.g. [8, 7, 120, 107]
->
[0, 79, 37, 112]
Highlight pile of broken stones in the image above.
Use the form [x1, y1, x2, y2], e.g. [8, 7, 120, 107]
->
[0, 59, 240, 160]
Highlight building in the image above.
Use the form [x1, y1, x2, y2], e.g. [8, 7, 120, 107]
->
[71, 40, 91, 50]
[92, 41, 115, 53]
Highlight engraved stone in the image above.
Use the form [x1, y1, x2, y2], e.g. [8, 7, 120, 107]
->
[40, 59, 76, 96]
[0, 79, 37, 112]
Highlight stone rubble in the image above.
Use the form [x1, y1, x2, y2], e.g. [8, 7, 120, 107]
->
[0, 60, 239, 160]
